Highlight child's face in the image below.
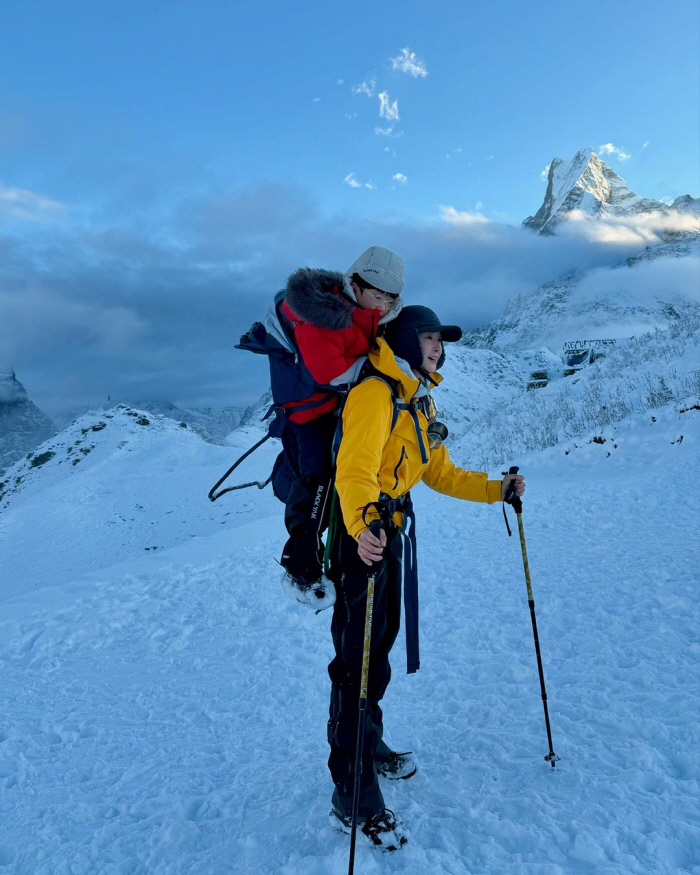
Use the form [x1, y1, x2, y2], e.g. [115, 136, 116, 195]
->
[353, 283, 398, 315]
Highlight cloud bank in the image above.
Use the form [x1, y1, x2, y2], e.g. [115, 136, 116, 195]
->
[2, 183, 697, 417]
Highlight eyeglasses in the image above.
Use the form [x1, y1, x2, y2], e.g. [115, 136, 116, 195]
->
[363, 288, 399, 310]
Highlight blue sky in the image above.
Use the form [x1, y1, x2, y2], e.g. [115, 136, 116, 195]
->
[1, 0, 699, 412]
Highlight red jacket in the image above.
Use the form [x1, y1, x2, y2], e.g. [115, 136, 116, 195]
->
[283, 299, 379, 383]
[280, 268, 381, 423]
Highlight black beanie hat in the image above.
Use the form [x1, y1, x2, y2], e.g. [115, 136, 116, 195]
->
[383, 305, 462, 370]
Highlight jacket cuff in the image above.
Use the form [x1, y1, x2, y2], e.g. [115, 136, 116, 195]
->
[487, 480, 503, 504]
[348, 521, 367, 541]
[348, 504, 382, 540]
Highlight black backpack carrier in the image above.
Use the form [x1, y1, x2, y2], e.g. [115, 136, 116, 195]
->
[210, 299, 433, 504]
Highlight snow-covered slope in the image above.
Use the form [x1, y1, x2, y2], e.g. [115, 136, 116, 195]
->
[0, 370, 55, 472]
[453, 315, 700, 472]
[424, 345, 525, 437]
[523, 147, 669, 233]
[0, 404, 281, 597]
[0, 380, 697, 873]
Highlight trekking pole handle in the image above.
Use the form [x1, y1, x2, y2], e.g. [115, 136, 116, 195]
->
[361, 502, 390, 568]
[368, 519, 384, 538]
[502, 465, 523, 514]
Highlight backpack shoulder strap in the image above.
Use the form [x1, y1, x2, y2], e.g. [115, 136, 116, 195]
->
[356, 360, 404, 432]
[357, 361, 431, 462]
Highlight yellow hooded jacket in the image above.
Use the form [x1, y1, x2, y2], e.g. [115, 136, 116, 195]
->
[335, 338, 503, 540]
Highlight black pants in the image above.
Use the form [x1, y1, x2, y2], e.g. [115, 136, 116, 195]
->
[326, 519, 406, 817]
[277, 414, 337, 583]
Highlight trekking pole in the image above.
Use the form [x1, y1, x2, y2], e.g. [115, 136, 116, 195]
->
[348, 517, 384, 875]
[503, 466, 560, 768]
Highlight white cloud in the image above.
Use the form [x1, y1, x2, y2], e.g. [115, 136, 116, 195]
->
[643, 141, 650, 148]
[313, 97, 321, 103]
[393, 173, 408, 184]
[476, 202, 484, 211]
[598, 143, 631, 161]
[352, 79, 376, 97]
[440, 206, 492, 226]
[344, 173, 375, 190]
[568, 254, 700, 310]
[344, 113, 357, 120]
[390, 48, 428, 78]
[337, 79, 345, 85]
[374, 126, 403, 138]
[0, 182, 63, 222]
[379, 92, 399, 121]
[558, 208, 700, 245]
[540, 164, 551, 181]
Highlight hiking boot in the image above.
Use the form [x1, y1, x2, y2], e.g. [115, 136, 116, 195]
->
[376, 750, 418, 780]
[329, 807, 409, 851]
[279, 570, 336, 611]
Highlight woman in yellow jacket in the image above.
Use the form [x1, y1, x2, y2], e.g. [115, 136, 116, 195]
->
[327, 305, 525, 850]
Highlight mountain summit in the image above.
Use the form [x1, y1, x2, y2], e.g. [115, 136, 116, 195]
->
[524, 147, 666, 233]
[0, 370, 56, 471]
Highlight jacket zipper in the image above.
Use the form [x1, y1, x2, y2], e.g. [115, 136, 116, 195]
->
[392, 446, 407, 491]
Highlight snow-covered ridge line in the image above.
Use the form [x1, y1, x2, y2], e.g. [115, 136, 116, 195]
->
[0, 404, 192, 509]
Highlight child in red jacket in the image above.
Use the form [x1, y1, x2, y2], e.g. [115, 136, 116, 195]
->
[277, 246, 404, 607]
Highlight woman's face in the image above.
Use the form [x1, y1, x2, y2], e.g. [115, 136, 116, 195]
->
[419, 331, 443, 372]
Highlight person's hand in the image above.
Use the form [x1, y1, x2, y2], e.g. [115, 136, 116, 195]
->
[357, 526, 387, 566]
[501, 472, 525, 501]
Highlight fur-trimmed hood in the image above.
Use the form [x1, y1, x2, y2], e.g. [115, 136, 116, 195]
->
[285, 267, 401, 330]
[285, 268, 355, 330]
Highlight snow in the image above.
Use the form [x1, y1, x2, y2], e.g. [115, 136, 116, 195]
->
[1, 362, 699, 873]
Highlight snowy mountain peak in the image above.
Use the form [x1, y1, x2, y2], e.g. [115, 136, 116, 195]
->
[0, 369, 27, 403]
[671, 194, 700, 215]
[0, 370, 55, 472]
[524, 148, 665, 233]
